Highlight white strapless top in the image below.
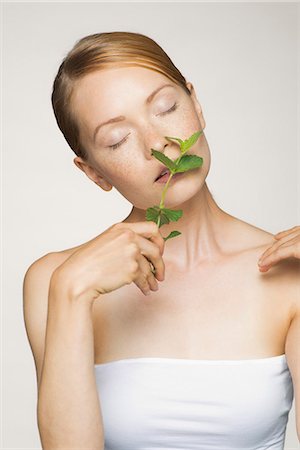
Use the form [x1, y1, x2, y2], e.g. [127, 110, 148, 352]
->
[94, 354, 294, 450]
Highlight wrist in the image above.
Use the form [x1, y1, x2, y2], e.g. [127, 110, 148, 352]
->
[49, 268, 97, 308]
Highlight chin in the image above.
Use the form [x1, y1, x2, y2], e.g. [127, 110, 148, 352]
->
[156, 176, 206, 210]
[122, 170, 206, 212]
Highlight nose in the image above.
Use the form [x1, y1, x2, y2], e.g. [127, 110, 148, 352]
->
[146, 137, 181, 162]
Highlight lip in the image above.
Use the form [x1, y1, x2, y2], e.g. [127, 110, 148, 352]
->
[155, 171, 184, 184]
[154, 166, 170, 182]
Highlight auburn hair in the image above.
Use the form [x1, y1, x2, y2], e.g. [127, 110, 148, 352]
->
[51, 31, 191, 162]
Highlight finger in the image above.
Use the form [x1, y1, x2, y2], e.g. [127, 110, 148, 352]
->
[274, 225, 300, 239]
[258, 240, 297, 269]
[140, 255, 159, 292]
[134, 254, 158, 296]
[147, 228, 165, 256]
[135, 233, 165, 282]
[258, 230, 300, 262]
[147, 271, 159, 292]
[121, 221, 165, 255]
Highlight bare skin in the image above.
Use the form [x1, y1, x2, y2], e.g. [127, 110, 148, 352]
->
[60, 65, 295, 363]
[48, 219, 295, 365]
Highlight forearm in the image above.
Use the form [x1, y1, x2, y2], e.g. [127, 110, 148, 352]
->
[37, 273, 104, 449]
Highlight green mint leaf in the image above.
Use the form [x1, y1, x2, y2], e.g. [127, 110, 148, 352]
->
[164, 136, 184, 146]
[146, 206, 160, 222]
[151, 149, 177, 171]
[163, 230, 182, 241]
[146, 206, 171, 228]
[146, 131, 205, 242]
[174, 155, 203, 173]
[158, 213, 171, 227]
[181, 130, 203, 151]
[161, 208, 183, 222]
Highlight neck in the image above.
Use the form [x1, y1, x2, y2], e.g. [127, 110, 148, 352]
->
[123, 182, 238, 270]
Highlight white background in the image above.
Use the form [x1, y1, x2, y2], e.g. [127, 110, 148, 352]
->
[2, 1, 299, 448]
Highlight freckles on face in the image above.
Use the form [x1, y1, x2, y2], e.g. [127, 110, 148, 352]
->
[109, 173, 157, 210]
[71, 67, 208, 208]
[92, 102, 208, 208]
[99, 137, 210, 212]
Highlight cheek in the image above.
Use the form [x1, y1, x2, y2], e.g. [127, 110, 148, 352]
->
[103, 160, 138, 189]
[174, 107, 202, 140]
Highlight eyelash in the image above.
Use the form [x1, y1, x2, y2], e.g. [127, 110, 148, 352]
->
[108, 102, 179, 150]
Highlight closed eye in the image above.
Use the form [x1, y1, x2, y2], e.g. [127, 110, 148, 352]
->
[108, 134, 130, 150]
[159, 101, 179, 116]
[108, 102, 179, 150]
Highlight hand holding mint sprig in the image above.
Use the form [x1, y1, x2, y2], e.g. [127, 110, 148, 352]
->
[146, 130, 204, 242]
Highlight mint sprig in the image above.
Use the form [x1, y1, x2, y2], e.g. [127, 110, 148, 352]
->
[145, 130, 204, 241]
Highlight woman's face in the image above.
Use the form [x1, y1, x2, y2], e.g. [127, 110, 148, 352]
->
[71, 65, 211, 210]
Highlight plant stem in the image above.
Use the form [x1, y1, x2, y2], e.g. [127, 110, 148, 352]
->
[159, 173, 173, 209]
[156, 152, 187, 228]
[159, 152, 185, 210]
[152, 130, 203, 232]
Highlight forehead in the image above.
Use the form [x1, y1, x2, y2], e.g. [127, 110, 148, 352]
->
[71, 65, 179, 137]
[72, 65, 178, 110]
[81, 63, 174, 86]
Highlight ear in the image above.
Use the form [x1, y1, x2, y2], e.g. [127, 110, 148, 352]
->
[186, 82, 206, 131]
[73, 157, 113, 192]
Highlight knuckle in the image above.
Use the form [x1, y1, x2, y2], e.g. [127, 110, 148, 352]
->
[128, 242, 139, 257]
[126, 262, 139, 284]
[122, 228, 135, 240]
[130, 260, 139, 274]
[125, 275, 133, 285]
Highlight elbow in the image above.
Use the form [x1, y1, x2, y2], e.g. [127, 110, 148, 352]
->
[37, 403, 104, 450]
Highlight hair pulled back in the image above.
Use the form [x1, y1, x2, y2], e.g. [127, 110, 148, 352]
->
[51, 31, 191, 161]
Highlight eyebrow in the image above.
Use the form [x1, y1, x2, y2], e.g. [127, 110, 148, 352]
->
[93, 83, 175, 143]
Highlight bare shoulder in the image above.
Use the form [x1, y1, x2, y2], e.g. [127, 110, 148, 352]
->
[246, 219, 300, 281]
[227, 218, 275, 263]
[23, 237, 91, 301]
[25, 241, 85, 275]
[232, 218, 299, 293]
[23, 243, 84, 320]
[22, 246, 82, 387]
[240, 219, 300, 315]
[233, 218, 297, 263]
[247, 218, 298, 261]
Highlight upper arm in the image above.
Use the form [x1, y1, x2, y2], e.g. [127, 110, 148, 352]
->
[22, 252, 63, 391]
[284, 260, 300, 441]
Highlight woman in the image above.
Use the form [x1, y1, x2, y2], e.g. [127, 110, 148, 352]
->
[23, 31, 300, 449]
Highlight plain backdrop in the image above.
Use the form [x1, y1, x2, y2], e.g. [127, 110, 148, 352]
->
[2, 1, 299, 448]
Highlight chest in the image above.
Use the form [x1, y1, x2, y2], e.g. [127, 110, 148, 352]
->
[92, 258, 293, 363]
